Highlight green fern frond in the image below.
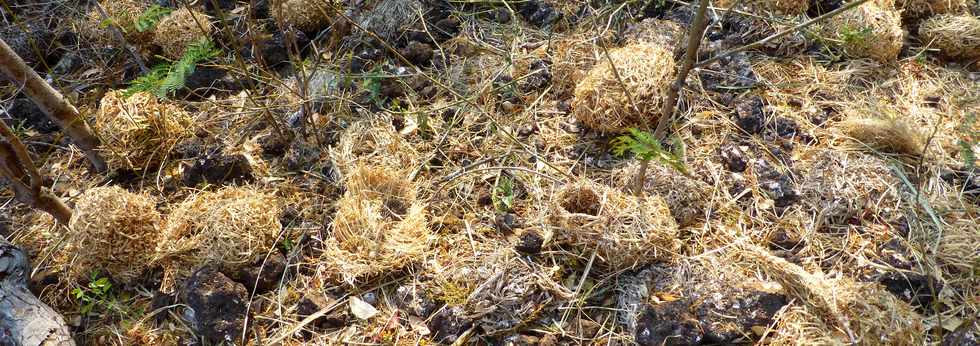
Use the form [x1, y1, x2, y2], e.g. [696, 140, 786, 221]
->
[123, 64, 170, 97]
[612, 128, 689, 176]
[135, 5, 173, 32]
[125, 39, 222, 98]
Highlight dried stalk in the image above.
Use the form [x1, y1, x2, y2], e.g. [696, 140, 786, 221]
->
[0, 120, 71, 225]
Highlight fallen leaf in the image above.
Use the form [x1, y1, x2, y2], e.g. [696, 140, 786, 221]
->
[350, 297, 379, 320]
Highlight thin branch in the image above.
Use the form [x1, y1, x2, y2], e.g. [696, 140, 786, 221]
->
[90, 0, 149, 73]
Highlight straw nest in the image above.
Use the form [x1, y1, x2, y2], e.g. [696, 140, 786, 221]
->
[330, 119, 419, 177]
[62, 186, 162, 283]
[838, 117, 924, 157]
[897, 0, 966, 18]
[155, 187, 282, 287]
[571, 42, 676, 133]
[796, 148, 903, 227]
[623, 19, 685, 49]
[820, 1, 903, 62]
[625, 163, 711, 228]
[153, 8, 212, 60]
[546, 181, 681, 270]
[737, 244, 925, 345]
[353, 0, 422, 43]
[82, 0, 153, 44]
[918, 14, 980, 60]
[320, 164, 430, 284]
[93, 91, 193, 172]
[424, 244, 572, 336]
[715, 0, 809, 14]
[523, 32, 610, 98]
[270, 0, 338, 33]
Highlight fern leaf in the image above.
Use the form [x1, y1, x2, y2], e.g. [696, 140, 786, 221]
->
[135, 5, 173, 32]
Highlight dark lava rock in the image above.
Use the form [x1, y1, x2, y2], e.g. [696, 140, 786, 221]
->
[719, 144, 748, 172]
[808, 0, 843, 17]
[514, 230, 544, 254]
[258, 133, 290, 158]
[635, 300, 702, 346]
[350, 48, 382, 74]
[735, 96, 767, 135]
[1, 22, 55, 68]
[178, 66, 242, 100]
[753, 160, 799, 208]
[245, 29, 309, 68]
[432, 17, 461, 42]
[878, 273, 938, 309]
[295, 294, 348, 329]
[521, 59, 552, 92]
[494, 213, 520, 233]
[490, 7, 512, 23]
[770, 117, 800, 139]
[181, 266, 249, 344]
[942, 319, 979, 346]
[700, 52, 758, 92]
[519, 1, 563, 28]
[183, 148, 254, 187]
[228, 252, 288, 294]
[429, 306, 472, 344]
[3, 98, 58, 133]
[395, 284, 438, 318]
[150, 290, 178, 323]
[203, 0, 237, 15]
[51, 51, 82, 76]
[399, 41, 434, 66]
[698, 291, 788, 342]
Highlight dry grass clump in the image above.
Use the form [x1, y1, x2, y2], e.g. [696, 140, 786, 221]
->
[918, 14, 980, 60]
[938, 216, 980, 275]
[80, 0, 153, 45]
[270, 0, 338, 33]
[155, 187, 282, 288]
[526, 32, 610, 98]
[897, 0, 966, 18]
[354, 0, 422, 43]
[838, 117, 925, 157]
[92, 91, 193, 172]
[320, 164, 430, 284]
[546, 181, 681, 270]
[571, 42, 676, 133]
[820, 1, 903, 62]
[426, 244, 572, 336]
[330, 119, 420, 176]
[153, 8, 212, 60]
[625, 163, 711, 228]
[716, 0, 809, 14]
[739, 244, 925, 345]
[62, 186, 162, 283]
[796, 148, 903, 227]
[623, 18, 685, 48]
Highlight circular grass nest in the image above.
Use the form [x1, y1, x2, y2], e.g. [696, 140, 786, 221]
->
[64, 186, 162, 284]
[330, 119, 420, 177]
[153, 7, 212, 60]
[820, 0, 903, 62]
[81, 0, 153, 45]
[896, 0, 966, 18]
[320, 163, 430, 285]
[269, 0, 338, 33]
[918, 14, 980, 61]
[571, 42, 676, 133]
[155, 187, 282, 288]
[716, 0, 809, 15]
[93, 91, 193, 172]
[546, 181, 681, 270]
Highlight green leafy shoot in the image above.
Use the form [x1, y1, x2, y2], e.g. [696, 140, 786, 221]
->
[612, 128, 689, 176]
[492, 175, 515, 212]
[135, 5, 173, 32]
[124, 38, 222, 98]
[72, 273, 113, 316]
[958, 112, 978, 169]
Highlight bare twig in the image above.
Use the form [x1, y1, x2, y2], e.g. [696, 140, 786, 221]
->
[0, 120, 72, 225]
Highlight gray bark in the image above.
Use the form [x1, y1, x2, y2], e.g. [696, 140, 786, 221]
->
[0, 240, 74, 346]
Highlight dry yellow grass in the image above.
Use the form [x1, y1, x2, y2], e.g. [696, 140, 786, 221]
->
[547, 181, 680, 270]
[839, 117, 925, 157]
[92, 91, 193, 172]
[63, 186, 162, 283]
[330, 119, 420, 176]
[80, 0, 152, 45]
[896, 0, 966, 18]
[919, 14, 980, 60]
[152, 8, 212, 60]
[821, 1, 904, 62]
[155, 187, 282, 290]
[269, 0, 338, 33]
[319, 164, 430, 284]
[571, 42, 676, 133]
[716, 0, 810, 14]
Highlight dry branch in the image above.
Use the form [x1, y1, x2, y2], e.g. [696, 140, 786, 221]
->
[0, 120, 71, 225]
[0, 37, 106, 172]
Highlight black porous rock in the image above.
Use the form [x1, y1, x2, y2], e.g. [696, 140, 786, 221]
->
[180, 266, 249, 345]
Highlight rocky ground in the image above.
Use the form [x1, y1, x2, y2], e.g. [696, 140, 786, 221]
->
[1, 0, 979, 345]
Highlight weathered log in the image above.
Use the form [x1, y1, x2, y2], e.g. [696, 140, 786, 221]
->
[0, 239, 74, 346]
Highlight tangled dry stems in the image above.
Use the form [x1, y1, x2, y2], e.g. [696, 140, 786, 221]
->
[571, 42, 676, 133]
[64, 186, 162, 283]
[820, 0, 904, 62]
[92, 91, 193, 172]
[918, 14, 980, 60]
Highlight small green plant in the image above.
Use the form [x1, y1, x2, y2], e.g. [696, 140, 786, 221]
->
[72, 273, 113, 316]
[125, 38, 222, 98]
[135, 5, 173, 32]
[612, 128, 688, 175]
[613, 128, 688, 194]
[958, 112, 977, 169]
[492, 175, 515, 212]
[839, 26, 872, 45]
